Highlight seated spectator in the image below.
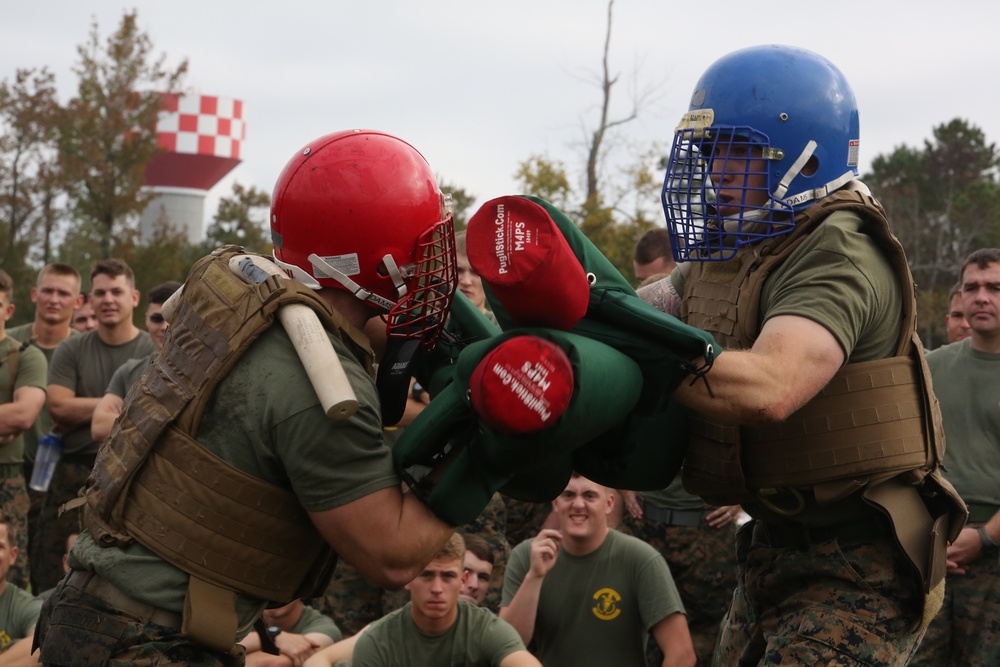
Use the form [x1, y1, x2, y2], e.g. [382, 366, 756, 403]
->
[500, 474, 695, 667]
[461, 533, 495, 607]
[308, 533, 539, 667]
[0, 516, 43, 664]
[240, 598, 341, 667]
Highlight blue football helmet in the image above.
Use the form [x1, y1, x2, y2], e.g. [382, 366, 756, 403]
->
[662, 45, 860, 261]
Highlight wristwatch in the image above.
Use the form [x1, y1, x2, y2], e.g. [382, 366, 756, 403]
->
[977, 525, 999, 556]
[266, 625, 282, 642]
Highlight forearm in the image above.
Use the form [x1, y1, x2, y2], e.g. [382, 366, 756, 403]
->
[673, 315, 844, 424]
[0, 633, 40, 666]
[310, 487, 455, 590]
[48, 395, 100, 429]
[498, 574, 545, 645]
[652, 613, 696, 667]
[0, 388, 45, 435]
[637, 276, 681, 316]
[91, 393, 124, 442]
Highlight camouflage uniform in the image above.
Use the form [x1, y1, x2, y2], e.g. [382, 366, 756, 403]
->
[0, 475, 31, 591]
[622, 508, 737, 666]
[30, 455, 91, 594]
[35, 573, 243, 667]
[502, 495, 551, 551]
[909, 525, 1000, 667]
[712, 520, 925, 667]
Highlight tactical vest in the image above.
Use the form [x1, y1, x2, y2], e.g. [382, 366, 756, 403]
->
[679, 188, 944, 506]
[678, 188, 969, 592]
[79, 246, 371, 653]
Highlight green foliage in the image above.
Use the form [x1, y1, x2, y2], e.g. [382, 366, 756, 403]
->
[57, 10, 187, 259]
[204, 182, 272, 254]
[0, 67, 63, 317]
[864, 118, 1000, 348]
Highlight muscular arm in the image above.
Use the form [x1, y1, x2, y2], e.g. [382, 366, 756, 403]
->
[499, 650, 543, 667]
[651, 612, 696, 667]
[637, 276, 681, 317]
[308, 486, 455, 589]
[46, 384, 100, 430]
[672, 315, 844, 424]
[302, 629, 365, 667]
[0, 633, 40, 667]
[0, 386, 45, 436]
[90, 392, 124, 443]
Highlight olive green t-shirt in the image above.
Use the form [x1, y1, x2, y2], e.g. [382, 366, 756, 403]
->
[0, 583, 42, 650]
[502, 529, 685, 667]
[104, 353, 155, 399]
[925, 339, 1000, 506]
[0, 336, 48, 465]
[71, 324, 397, 634]
[5, 324, 76, 463]
[292, 604, 342, 641]
[353, 601, 525, 667]
[673, 210, 902, 362]
[47, 330, 156, 455]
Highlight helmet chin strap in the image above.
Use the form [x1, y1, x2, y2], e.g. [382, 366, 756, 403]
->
[303, 253, 405, 312]
[774, 139, 855, 208]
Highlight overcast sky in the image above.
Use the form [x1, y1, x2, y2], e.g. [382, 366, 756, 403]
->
[4, 0, 1000, 223]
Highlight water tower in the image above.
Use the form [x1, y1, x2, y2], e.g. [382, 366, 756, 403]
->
[139, 93, 245, 243]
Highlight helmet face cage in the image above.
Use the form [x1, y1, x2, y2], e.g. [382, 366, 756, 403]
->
[383, 214, 457, 349]
[663, 124, 794, 262]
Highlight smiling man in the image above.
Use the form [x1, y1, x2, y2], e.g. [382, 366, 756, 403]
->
[350, 533, 539, 667]
[500, 474, 694, 667]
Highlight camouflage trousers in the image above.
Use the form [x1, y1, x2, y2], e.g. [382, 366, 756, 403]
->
[909, 535, 1000, 667]
[622, 511, 737, 666]
[713, 520, 927, 667]
[30, 454, 92, 594]
[0, 471, 31, 591]
[36, 573, 244, 667]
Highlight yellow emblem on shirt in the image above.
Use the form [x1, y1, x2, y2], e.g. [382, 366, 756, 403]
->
[592, 587, 622, 620]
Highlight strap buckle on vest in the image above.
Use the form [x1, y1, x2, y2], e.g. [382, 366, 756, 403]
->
[757, 487, 805, 517]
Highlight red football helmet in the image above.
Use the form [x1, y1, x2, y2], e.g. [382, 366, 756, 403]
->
[271, 129, 456, 348]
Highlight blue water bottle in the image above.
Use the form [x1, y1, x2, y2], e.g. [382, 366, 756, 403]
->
[29, 432, 62, 492]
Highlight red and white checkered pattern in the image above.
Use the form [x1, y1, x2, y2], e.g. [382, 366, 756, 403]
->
[156, 93, 245, 159]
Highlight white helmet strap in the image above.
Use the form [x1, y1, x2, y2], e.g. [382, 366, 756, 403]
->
[775, 139, 856, 208]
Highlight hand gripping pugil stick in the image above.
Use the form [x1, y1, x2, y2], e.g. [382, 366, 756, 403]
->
[228, 254, 359, 420]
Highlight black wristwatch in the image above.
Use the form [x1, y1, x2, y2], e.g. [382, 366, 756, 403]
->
[266, 625, 282, 642]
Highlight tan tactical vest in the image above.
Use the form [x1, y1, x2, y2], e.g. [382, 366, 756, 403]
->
[78, 246, 371, 653]
[678, 188, 967, 591]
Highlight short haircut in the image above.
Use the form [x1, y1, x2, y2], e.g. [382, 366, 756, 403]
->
[38, 263, 81, 286]
[91, 258, 135, 287]
[633, 228, 673, 264]
[147, 280, 182, 306]
[947, 281, 963, 303]
[0, 270, 12, 300]
[0, 514, 16, 544]
[435, 532, 466, 563]
[461, 533, 494, 566]
[962, 248, 1000, 279]
[455, 229, 468, 257]
[78, 290, 91, 305]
